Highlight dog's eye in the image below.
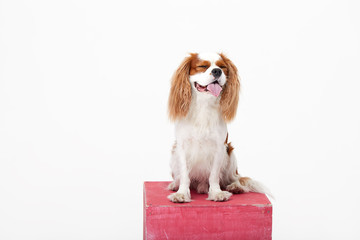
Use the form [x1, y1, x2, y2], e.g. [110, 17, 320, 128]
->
[197, 65, 208, 68]
[219, 66, 227, 69]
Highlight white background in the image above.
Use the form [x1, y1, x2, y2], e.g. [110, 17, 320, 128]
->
[1, 0, 360, 239]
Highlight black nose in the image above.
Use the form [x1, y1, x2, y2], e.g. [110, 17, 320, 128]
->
[211, 68, 222, 78]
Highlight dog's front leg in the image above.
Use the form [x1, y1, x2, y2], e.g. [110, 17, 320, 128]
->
[207, 147, 232, 202]
[167, 145, 191, 203]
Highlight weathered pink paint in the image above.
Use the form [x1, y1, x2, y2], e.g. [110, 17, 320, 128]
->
[144, 181, 272, 240]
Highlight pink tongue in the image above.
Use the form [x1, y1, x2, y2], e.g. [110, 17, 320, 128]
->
[207, 82, 222, 97]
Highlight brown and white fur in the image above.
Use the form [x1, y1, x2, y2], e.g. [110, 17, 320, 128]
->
[167, 52, 269, 203]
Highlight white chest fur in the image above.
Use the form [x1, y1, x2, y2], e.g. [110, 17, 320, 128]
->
[174, 93, 228, 181]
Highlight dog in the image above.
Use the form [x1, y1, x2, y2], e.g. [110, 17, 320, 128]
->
[167, 52, 269, 203]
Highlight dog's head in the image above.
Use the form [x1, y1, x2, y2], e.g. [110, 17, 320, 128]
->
[168, 52, 240, 122]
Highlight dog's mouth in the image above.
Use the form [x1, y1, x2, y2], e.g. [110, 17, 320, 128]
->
[195, 81, 222, 97]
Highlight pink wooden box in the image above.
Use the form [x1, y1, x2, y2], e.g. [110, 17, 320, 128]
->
[143, 181, 272, 240]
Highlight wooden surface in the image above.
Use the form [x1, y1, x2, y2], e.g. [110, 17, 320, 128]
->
[144, 181, 272, 240]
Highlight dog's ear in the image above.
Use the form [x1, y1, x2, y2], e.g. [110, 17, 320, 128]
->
[168, 53, 197, 121]
[219, 53, 240, 122]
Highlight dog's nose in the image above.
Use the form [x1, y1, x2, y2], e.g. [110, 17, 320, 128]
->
[211, 68, 222, 78]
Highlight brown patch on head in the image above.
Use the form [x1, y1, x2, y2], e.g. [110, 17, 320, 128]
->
[219, 53, 240, 122]
[190, 59, 211, 75]
[239, 177, 251, 186]
[215, 59, 229, 76]
[168, 53, 198, 121]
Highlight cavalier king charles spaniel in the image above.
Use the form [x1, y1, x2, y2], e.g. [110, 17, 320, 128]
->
[167, 52, 270, 203]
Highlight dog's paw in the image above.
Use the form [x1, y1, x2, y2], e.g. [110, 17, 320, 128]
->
[207, 190, 232, 202]
[226, 181, 246, 194]
[167, 181, 179, 191]
[196, 182, 209, 194]
[168, 192, 191, 203]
